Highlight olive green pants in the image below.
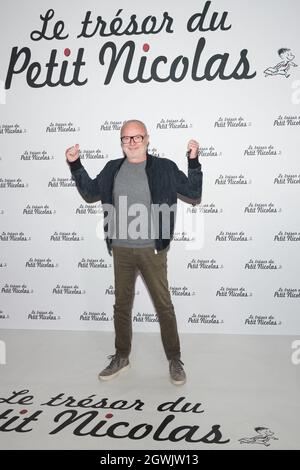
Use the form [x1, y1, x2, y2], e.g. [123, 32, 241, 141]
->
[112, 246, 181, 360]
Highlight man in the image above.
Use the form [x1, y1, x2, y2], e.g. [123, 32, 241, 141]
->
[65, 119, 202, 385]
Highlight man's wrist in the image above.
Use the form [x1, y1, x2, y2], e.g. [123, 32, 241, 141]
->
[68, 158, 83, 171]
[186, 151, 200, 168]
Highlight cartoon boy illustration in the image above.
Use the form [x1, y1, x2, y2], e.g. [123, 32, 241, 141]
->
[264, 48, 297, 78]
[239, 427, 278, 446]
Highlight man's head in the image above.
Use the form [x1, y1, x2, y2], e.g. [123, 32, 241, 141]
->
[120, 119, 149, 163]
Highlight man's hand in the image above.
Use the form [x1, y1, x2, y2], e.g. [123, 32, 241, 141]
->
[65, 144, 80, 162]
[187, 139, 199, 159]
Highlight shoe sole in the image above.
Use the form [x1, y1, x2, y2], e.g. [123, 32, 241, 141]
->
[170, 378, 186, 385]
[98, 363, 130, 381]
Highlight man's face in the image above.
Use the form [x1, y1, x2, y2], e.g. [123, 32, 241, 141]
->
[121, 122, 149, 162]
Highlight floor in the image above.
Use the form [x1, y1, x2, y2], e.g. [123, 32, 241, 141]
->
[0, 329, 299, 450]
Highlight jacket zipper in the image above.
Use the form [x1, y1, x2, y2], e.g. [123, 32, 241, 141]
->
[145, 160, 158, 254]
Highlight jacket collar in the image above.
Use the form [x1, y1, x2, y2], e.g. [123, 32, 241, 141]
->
[118, 153, 154, 170]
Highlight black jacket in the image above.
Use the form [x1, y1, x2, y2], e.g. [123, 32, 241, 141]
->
[69, 153, 203, 253]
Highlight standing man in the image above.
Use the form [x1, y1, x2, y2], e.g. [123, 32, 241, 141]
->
[66, 119, 202, 385]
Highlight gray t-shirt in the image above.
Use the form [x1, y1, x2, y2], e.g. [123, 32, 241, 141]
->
[111, 159, 155, 248]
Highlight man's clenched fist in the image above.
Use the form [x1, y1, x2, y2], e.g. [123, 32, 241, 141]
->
[187, 139, 199, 159]
[65, 144, 80, 162]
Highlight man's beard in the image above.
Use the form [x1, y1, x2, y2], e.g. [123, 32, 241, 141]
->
[124, 145, 147, 161]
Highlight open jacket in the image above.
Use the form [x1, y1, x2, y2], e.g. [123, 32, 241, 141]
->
[69, 153, 203, 253]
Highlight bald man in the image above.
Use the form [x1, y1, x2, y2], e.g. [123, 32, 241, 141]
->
[66, 119, 203, 385]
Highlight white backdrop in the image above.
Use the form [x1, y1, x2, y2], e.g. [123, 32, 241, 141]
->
[0, 0, 299, 334]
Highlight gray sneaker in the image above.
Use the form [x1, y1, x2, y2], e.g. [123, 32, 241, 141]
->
[98, 354, 130, 381]
[169, 358, 186, 385]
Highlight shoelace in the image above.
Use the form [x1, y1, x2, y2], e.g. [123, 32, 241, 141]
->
[107, 354, 119, 369]
[171, 359, 184, 372]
